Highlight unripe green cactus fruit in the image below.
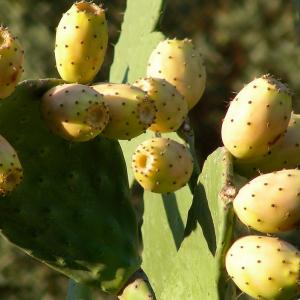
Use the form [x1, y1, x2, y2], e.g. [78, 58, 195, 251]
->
[92, 83, 156, 140]
[132, 137, 193, 193]
[226, 235, 300, 300]
[234, 169, 300, 233]
[222, 74, 292, 160]
[133, 77, 188, 133]
[0, 27, 24, 99]
[146, 38, 206, 110]
[235, 114, 300, 177]
[55, 1, 108, 84]
[0, 135, 23, 195]
[42, 83, 109, 142]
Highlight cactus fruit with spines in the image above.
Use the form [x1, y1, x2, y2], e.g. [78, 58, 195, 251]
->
[146, 38, 206, 110]
[235, 114, 300, 177]
[233, 169, 300, 233]
[132, 137, 193, 193]
[0, 134, 23, 195]
[0, 26, 24, 99]
[42, 83, 109, 142]
[92, 83, 156, 140]
[222, 75, 292, 160]
[226, 236, 300, 300]
[133, 77, 188, 133]
[55, 1, 108, 84]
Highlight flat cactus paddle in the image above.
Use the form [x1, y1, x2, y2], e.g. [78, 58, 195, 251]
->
[0, 79, 141, 295]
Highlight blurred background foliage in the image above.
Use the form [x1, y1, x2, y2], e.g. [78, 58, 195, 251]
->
[0, 0, 299, 299]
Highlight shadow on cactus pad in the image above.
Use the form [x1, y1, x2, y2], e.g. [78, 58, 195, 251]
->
[0, 79, 141, 295]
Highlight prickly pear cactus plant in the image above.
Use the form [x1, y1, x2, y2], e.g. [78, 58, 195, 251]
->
[3, 1, 300, 300]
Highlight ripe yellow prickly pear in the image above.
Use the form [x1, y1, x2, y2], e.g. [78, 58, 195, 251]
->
[55, 1, 108, 84]
[132, 137, 193, 193]
[133, 77, 188, 133]
[222, 74, 292, 159]
[92, 83, 156, 140]
[42, 83, 109, 142]
[0, 135, 23, 195]
[235, 114, 300, 177]
[226, 235, 300, 300]
[234, 169, 300, 233]
[147, 38, 206, 110]
[0, 27, 24, 99]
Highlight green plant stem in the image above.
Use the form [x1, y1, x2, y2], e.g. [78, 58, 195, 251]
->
[66, 280, 92, 300]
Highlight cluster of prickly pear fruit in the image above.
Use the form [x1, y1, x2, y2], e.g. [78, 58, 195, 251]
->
[8, 0, 300, 299]
[222, 75, 300, 299]
[0, 0, 212, 299]
[50, 2, 205, 198]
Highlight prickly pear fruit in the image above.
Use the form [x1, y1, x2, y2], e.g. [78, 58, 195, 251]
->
[55, 1, 108, 83]
[235, 114, 300, 177]
[0, 135, 23, 195]
[234, 169, 300, 233]
[226, 235, 300, 300]
[42, 83, 109, 142]
[133, 77, 188, 133]
[146, 38, 206, 110]
[0, 27, 24, 99]
[92, 83, 156, 140]
[0, 79, 141, 294]
[132, 138, 193, 193]
[222, 75, 292, 159]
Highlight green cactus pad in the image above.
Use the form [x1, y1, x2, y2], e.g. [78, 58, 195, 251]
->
[157, 147, 236, 300]
[109, 0, 165, 83]
[0, 79, 141, 295]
